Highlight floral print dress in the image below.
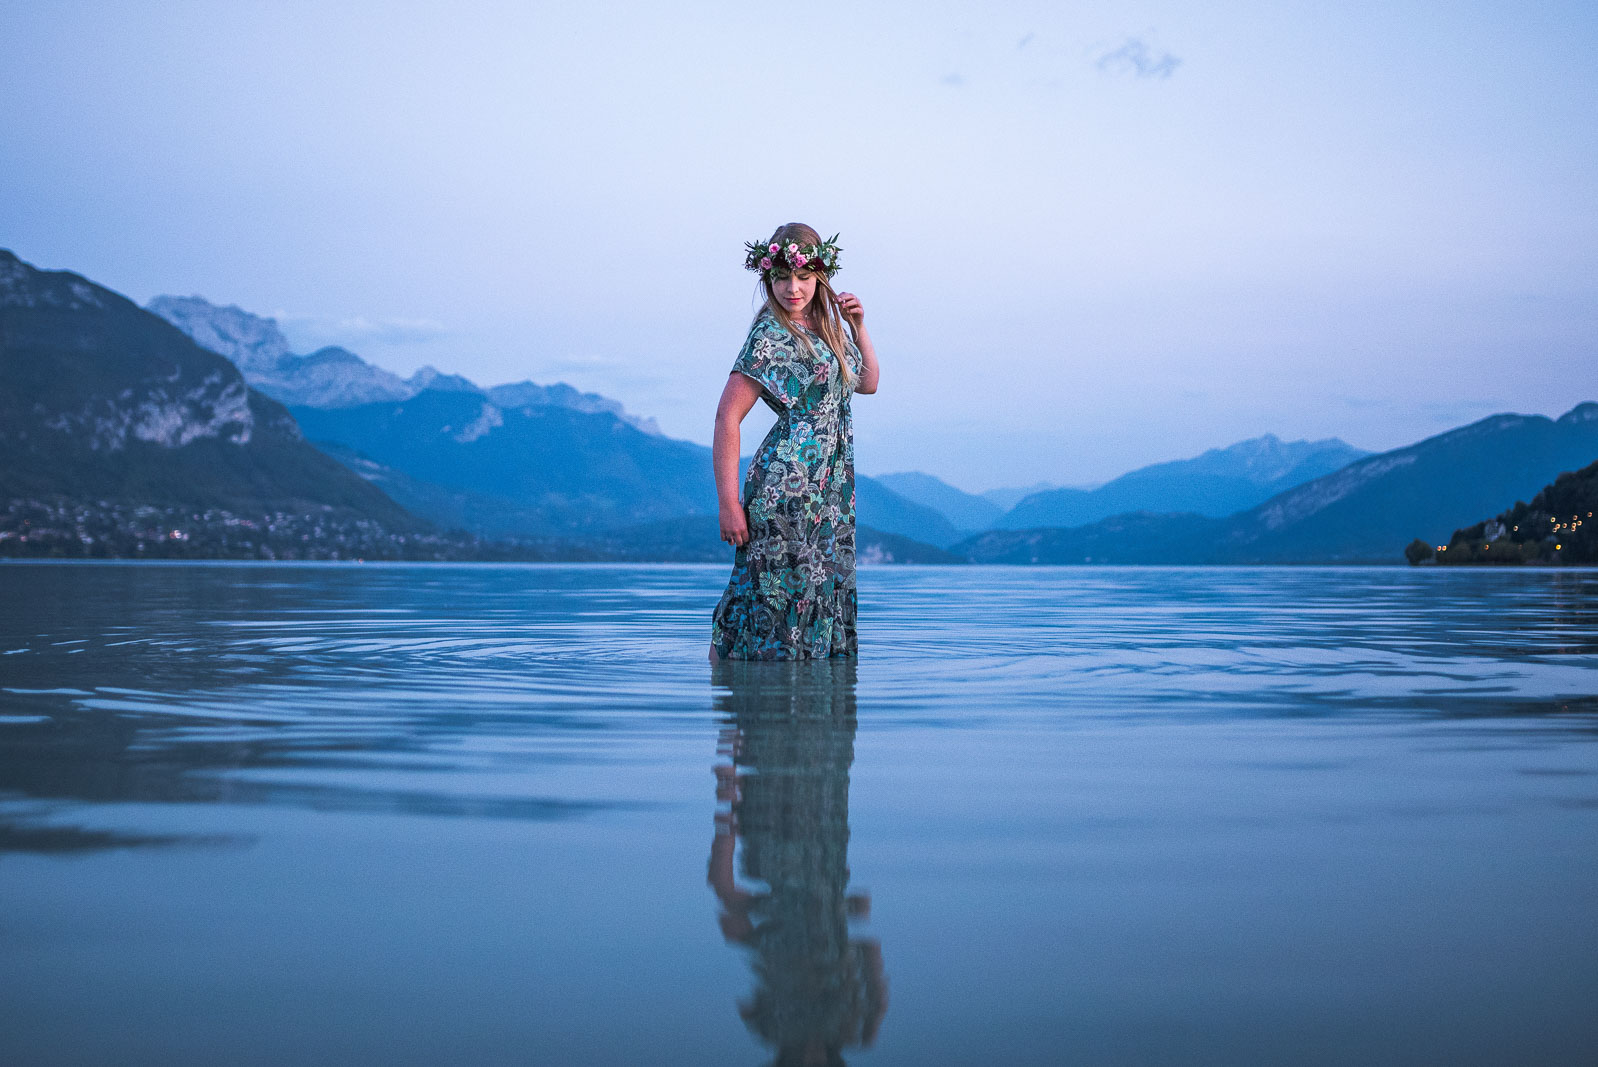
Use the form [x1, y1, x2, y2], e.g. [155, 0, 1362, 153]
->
[711, 310, 861, 660]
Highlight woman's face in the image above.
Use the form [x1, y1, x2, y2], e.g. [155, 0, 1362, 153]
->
[771, 270, 818, 317]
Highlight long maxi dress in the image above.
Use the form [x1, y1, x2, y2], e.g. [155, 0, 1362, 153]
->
[711, 309, 861, 660]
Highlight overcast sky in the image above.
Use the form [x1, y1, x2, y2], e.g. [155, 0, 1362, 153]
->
[3, 0, 1595, 490]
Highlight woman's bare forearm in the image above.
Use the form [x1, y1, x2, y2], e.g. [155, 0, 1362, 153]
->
[712, 375, 761, 547]
[713, 407, 742, 509]
[854, 323, 880, 394]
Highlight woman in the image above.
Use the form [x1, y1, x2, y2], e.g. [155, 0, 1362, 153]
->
[709, 223, 880, 661]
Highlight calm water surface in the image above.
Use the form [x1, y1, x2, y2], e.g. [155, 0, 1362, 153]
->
[1, 562, 1596, 1066]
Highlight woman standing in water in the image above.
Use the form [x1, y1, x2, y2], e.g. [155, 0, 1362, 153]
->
[710, 223, 880, 661]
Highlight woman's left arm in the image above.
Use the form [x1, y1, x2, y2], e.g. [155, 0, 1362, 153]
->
[837, 291, 880, 394]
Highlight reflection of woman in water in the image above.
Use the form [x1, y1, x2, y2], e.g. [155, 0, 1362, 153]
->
[707, 660, 887, 1065]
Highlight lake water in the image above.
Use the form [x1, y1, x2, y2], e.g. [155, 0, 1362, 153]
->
[2, 561, 1596, 1066]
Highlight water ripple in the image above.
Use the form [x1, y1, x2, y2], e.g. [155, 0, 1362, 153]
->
[2, 562, 1595, 824]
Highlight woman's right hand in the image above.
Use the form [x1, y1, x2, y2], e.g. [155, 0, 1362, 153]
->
[719, 501, 749, 546]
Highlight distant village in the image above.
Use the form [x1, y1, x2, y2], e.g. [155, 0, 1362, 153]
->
[0, 497, 508, 561]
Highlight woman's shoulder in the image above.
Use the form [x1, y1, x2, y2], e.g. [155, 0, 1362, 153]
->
[744, 309, 798, 347]
[735, 309, 796, 370]
[747, 307, 785, 333]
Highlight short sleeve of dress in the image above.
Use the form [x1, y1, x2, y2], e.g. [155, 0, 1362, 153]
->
[732, 317, 804, 410]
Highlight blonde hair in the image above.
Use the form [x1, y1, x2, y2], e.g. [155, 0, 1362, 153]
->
[753, 222, 855, 385]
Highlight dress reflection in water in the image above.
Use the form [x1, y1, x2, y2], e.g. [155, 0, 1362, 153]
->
[708, 660, 887, 1065]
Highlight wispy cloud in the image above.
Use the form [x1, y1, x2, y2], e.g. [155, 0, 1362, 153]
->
[940, 72, 964, 87]
[275, 312, 450, 349]
[1095, 36, 1181, 79]
[1017, 31, 1034, 50]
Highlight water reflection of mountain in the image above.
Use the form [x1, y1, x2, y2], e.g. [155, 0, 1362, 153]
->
[708, 660, 887, 1066]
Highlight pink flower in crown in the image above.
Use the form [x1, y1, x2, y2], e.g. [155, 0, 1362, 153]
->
[768, 243, 779, 254]
[760, 256, 773, 270]
[785, 243, 798, 254]
[794, 253, 808, 267]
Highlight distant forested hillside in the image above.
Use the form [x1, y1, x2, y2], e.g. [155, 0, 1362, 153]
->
[1431, 458, 1598, 564]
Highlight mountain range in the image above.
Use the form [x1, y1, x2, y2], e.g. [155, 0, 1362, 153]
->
[875, 435, 1369, 537]
[0, 250, 414, 534]
[959, 404, 1598, 563]
[978, 481, 1065, 513]
[9, 249, 1594, 566]
[151, 296, 965, 548]
[994, 434, 1370, 529]
[146, 295, 664, 433]
[875, 472, 1006, 532]
[291, 390, 711, 537]
[0, 254, 956, 562]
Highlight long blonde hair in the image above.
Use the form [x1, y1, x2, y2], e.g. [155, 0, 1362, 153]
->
[753, 222, 856, 385]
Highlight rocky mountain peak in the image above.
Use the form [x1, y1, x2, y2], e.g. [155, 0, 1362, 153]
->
[303, 346, 367, 367]
[1186, 433, 1367, 486]
[0, 249, 29, 295]
[1, 249, 109, 312]
[1558, 401, 1598, 425]
[148, 293, 663, 434]
[408, 365, 481, 394]
[2, 252, 263, 457]
[148, 295, 413, 408]
[146, 295, 291, 375]
[485, 380, 663, 435]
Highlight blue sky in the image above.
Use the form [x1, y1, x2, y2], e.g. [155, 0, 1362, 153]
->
[3, 1, 1595, 489]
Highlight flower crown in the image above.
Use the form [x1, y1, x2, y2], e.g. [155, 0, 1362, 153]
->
[743, 233, 842, 278]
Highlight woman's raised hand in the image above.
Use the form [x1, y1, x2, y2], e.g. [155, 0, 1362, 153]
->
[837, 291, 865, 329]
